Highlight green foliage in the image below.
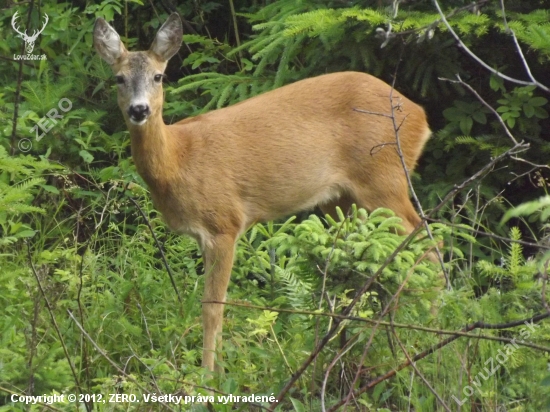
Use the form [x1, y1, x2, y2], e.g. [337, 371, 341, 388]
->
[1, 0, 550, 410]
[477, 227, 538, 283]
[0, 146, 61, 246]
[443, 100, 490, 135]
[171, 72, 273, 112]
[505, 9, 550, 58]
[496, 85, 548, 130]
[502, 195, 550, 224]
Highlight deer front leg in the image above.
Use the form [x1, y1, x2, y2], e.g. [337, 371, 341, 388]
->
[201, 233, 237, 373]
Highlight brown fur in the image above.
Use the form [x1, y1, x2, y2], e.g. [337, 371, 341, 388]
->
[94, 14, 431, 372]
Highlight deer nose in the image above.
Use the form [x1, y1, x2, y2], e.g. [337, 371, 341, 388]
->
[128, 104, 150, 121]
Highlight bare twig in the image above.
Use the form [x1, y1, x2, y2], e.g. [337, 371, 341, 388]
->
[127, 197, 182, 303]
[382, 0, 490, 40]
[390, 311, 451, 412]
[425, 217, 550, 250]
[27, 276, 40, 395]
[337, 248, 423, 410]
[320, 332, 359, 411]
[432, 0, 549, 92]
[499, 0, 546, 90]
[431, 143, 529, 217]
[137, 303, 155, 351]
[26, 244, 89, 412]
[228, 0, 242, 64]
[95, 184, 117, 230]
[439, 75, 519, 145]
[209, 301, 550, 352]
[325, 311, 549, 411]
[510, 156, 550, 172]
[67, 310, 177, 412]
[352, 108, 392, 118]
[387, 60, 448, 282]
[127, 347, 163, 394]
[267, 216, 427, 409]
[313, 213, 349, 399]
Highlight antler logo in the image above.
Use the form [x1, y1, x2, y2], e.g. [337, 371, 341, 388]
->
[12, 11, 49, 54]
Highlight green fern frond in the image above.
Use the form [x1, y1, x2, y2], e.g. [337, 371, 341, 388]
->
[455, 13, 491, 36]
[502, 196, 550, 224]
[20, 70, 73, 114]
[511, 9, 550, 25]
[501, 10, 550, 58]
[394, 12, 440, 32]
[507, 227, 523, 276]
[476, 227, 537, 283]
[277, 267, 313, 309]
[171, 73, 268, 110]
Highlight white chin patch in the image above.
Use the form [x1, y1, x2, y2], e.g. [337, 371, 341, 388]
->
[129, 117, 148, 126]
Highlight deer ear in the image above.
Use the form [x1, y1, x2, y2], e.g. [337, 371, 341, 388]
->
[150, 13, 182, 61]
[93, 18, 127, 65]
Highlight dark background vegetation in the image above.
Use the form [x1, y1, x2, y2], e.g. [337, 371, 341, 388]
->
[1, 0, 549, 411]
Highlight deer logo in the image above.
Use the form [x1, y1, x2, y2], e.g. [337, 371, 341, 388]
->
[12, 11, 49, 54]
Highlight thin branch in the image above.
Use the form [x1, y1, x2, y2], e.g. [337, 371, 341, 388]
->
[270, 324, 293, 374]
[352, 108, 392, 118]
[509, 166, 547, 184]
[326, 311, 549, 411]
[385, 0, 491, 39]
[430, 142, 529, 217]
[228, 0, 243, 64]
[339, 248, 423, 410]
[425, 217, 550, 250]
[67, 310, 177, 412]
[137, 303, 155, 351]
[209, 301, 550, 352]
[432, 0, 549, 93]
[27, 273, 40, 395]
[440, 75, 519, 145]
[390, 312, 451, 412]
[267, 216, 427, 409]
[127, 347, 163, 395]
[386, 57, 448, 281]
[320, 332, 359, 412]
[74, 202, 92, 399]
[542, 261, 550, 314]
[499, 0, 546, 89]
[127, 197, 182, 303]
[311, 217, 349, 401]
[510, 156, 550, 172]
[26, 244, 89, 412]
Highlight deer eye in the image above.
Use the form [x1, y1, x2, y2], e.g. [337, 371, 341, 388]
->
[115, 75, 125, 85]
[154, 74, 163, 83]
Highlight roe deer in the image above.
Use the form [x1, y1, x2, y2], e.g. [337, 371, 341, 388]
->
[93, 13, 431, 372]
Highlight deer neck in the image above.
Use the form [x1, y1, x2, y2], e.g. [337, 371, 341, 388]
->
[128, 113, 173, 189]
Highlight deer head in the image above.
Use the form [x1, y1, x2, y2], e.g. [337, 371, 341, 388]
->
[93, 14, 182, 126]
